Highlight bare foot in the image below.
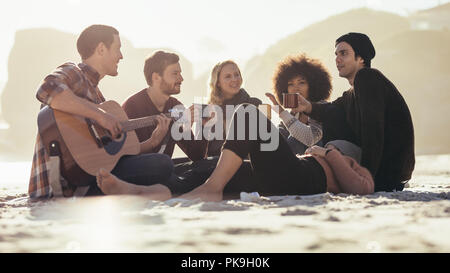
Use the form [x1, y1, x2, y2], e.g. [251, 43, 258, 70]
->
[96, 168, 141, 195]
[96, 169, 172, 201]
[179, 182, 223, 202]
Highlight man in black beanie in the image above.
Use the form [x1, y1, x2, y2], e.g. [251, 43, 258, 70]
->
[296, 32, 415, 192]
[335, 32, 375, 81]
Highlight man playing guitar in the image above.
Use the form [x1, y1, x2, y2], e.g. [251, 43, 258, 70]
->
[29, 25, 174, 199]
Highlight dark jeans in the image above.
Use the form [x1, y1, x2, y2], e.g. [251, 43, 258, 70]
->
[166, 156, 255, 199]
[86, 153, 174, 196]
[222, 104, 327, 196]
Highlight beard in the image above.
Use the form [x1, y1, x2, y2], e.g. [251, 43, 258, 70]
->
[160, 78, 181, 95]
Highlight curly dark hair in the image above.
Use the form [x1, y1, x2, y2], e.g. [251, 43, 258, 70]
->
[272, 54, 332, 103]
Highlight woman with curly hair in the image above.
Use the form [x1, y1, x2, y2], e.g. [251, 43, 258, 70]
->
[265, 54, 332, 154]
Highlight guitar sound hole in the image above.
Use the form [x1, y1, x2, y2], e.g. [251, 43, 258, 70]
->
[101, 136, 112, 146]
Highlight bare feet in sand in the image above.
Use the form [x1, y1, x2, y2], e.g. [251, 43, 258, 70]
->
[96, 168, 141, 195]
[178, 182, 223, 202]
[96, 169, 172, 200]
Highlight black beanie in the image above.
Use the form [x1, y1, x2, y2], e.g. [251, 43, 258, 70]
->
[336, 32, 375, 67]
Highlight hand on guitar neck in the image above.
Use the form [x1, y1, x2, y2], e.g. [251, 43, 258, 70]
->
[140, 114, 172, 154]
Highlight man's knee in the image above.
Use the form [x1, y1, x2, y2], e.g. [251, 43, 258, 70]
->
[140, 153, 174, 179]
[155, 153, 174, 174]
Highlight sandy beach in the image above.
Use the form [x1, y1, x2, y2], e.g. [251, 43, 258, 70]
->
[0, 154, 449, 253]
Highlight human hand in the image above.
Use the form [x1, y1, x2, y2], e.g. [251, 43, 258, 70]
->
[305, 145, 328, 157]
[265, 93, 284, 114]
[202, 110, 215, 126]
[97, 112, 123, 139]
[189, 104, 215, 126]
[291, 93, 312, 114]
[150, 114, 172, 144]
[188, 105, 196, 126]
[325, 143, 337, 150]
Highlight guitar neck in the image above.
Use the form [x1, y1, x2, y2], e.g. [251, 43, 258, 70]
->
[120, 113, 173, 132]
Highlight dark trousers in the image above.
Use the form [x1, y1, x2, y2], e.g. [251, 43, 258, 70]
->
[164, 156, 255, 199]
[222, 104, 327, 196]
[86, 153, 174, 196]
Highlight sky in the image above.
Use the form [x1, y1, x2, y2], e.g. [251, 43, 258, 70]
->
[0, 0, 447, 85]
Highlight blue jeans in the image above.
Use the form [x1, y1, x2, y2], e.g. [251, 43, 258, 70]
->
[86, 153, 174, 196]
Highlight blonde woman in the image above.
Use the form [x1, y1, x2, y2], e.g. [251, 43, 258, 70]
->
[205, 60, 261, 156]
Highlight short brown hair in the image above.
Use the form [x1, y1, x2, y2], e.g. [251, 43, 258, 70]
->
[77, 24, 119, 60]
[144, 51, 180, 86]
[272, 54, 332, 103]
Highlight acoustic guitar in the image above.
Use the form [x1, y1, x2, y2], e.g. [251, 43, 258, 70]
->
[38, 100, 183, 187]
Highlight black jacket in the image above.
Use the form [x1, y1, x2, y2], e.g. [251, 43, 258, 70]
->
[310, 68, 415, 192]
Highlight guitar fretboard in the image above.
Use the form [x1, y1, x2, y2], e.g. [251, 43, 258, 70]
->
[120, 113, 173, 132]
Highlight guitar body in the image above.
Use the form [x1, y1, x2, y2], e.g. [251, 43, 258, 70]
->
[38, 100, 140, 186]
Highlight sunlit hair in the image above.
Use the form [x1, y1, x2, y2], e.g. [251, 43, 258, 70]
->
[144, 50, 180, 86]
[77, 24, 119, 60]
[208, 60, 242, 105]
[272, 54, 332, 103]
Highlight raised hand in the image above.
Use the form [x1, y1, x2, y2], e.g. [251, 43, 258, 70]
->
[292, 93, 312, 114]
[265, 92, 284, 114]
[189, 104, 215, 126]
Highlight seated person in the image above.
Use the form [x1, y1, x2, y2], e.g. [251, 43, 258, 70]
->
[29, 25, 174, 199]
[168, 60, 262, 190]
[204, 60, 261, 157]
[295, 32, 415, 192]
[122, 50, 208, 162]
[266, 53, 332, 154]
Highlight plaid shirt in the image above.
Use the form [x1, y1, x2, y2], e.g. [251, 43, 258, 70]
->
[29, 62, 105, 199]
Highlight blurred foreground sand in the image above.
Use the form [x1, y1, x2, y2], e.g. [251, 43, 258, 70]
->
[0, 154, 449, 252]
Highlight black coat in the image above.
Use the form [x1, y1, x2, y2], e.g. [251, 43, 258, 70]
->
[310, 68, 415, 192]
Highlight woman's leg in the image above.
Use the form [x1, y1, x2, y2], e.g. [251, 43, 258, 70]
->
[234, 123, 324, 196]
[180, 104, 309, 201]
[178, 150, 244, 201]
[167, 156, 255, 199]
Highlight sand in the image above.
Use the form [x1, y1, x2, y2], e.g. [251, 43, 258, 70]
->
[0, 154, 449, 253]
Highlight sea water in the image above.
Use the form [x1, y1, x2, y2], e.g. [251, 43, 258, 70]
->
[0, 161, 31, 188]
